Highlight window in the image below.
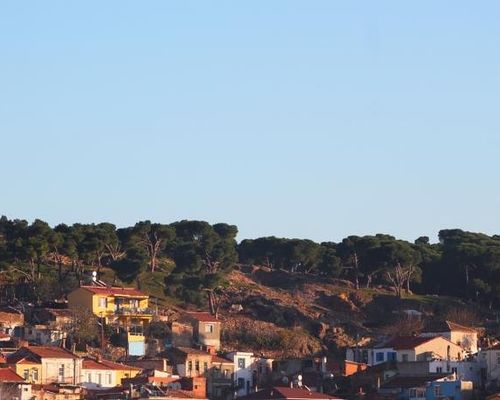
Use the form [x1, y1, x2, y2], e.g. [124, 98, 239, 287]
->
[204, 362, 208, 372]
[188, 361, 193, 371]
[98, 297, 107, 308]
[106, 374, 112, 385]
[402, 354, 409, 362]
[451, 367, 458, 374]
[238, 378, 245, 389]
[86, 373, 92, 383]
[97, 373, 102, 385]
[375, 352, 384, 362]
[434, 385, 441, 396]
[23, 369, 29, 380]
[195, 361, 200, 371]
[32, 369, 38, 381]
[58, 364, 65, 380]
[238, 358, 246, 369]
[387, 352, 396, 361]
[205, 324, 214, 333]
[436, 367, 442, 373]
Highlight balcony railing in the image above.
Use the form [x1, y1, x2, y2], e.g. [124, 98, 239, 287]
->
[115, 308, 153, 316]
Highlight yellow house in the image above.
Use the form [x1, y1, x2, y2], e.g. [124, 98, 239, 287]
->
[82, 357, 142, 388]
[68, 285, 153, 356]
[6, 346, 82, 385]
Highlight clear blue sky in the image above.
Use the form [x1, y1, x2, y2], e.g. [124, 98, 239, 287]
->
[1, 1, 499, 243]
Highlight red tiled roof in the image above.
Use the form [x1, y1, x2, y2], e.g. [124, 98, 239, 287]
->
[83, 357, 142, 371]
[0, 367, 25, 382]
[8, 346, 79, 363]
[377, 336, 435, 350]
[237, 387, 343, 400]
[185, 312, 219, 322]
[80, 286, 147, 297]
[211, 355, 233, 364]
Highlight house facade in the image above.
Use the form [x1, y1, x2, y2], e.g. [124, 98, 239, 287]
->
[183, 312, 222, 351]
[68, 285, 153, 356]
[228, 351, 256, 397]
[6, 346, 82, 385]
[81, 357, 142, 389]
[420, 321, 479, 354]
[347, 336, 465, 367]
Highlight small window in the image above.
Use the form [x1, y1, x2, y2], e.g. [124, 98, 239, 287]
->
[238, 358, 246, 369]
[98, 297, 108, 308]
[375, 352, 384, 362]
[58, 364, 65, 379]
[188, 361, 193, 371]
[97, 373, 102, 385]
[451, 367, 458, 374]
[205, 324, 214, 333]
[402, 354, 409, 362]
[387, 352, 396, 361]
[86, 373, 92, 382]
[434, 385, 441, 396]
[204, 362, 208, 372]
[195, 361, 200, 371]
[436, 367, 442, 373]
[106, 374, 112, 384]
[238, 378, 245, 389]
[32, 369, 38, 381]
[23, 369, 29, 380]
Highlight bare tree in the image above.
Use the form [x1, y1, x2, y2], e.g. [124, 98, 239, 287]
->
[386, 263, 416, 298]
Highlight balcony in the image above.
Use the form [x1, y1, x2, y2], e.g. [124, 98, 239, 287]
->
[115, 308, 153, 317]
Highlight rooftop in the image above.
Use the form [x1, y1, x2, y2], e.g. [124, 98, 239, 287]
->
[185, 312, 219, 322]
[422, 320, 477, 333]
[237, 387, 343, 400]
[377, 336, 435, 350]
[79, 285, 148, 297]
[8, 346, 79, 363]
[0, 367, 25, 382]
[82, 357, 142, 371]
[381, 374, 450, 389]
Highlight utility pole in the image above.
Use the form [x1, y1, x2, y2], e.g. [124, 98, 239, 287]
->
[100, 312, 105, 354]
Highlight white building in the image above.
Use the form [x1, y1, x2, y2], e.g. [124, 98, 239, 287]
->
[420, 321, 479, 354]
[227, 352, 255, 397]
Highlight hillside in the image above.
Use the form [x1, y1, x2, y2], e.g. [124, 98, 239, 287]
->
[197, 267, 489, 358]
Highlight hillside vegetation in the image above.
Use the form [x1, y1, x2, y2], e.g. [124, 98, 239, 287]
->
[0, 216, 499, 356]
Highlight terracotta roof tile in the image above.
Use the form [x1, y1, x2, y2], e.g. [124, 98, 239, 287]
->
[83, 358, 142, 371]
[80, 286, 147, 297]
[376, 336, 435, 350]
[185, 312, 219, 322]
[211, 355, 233, 364]
[237, 387, 343, 400]
[0, 367, 25, 382]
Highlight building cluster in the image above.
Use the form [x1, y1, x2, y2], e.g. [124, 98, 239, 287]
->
[344, 319, 500, 399]
[0, 281, 345, 400]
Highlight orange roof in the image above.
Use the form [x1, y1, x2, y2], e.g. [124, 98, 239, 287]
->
[0, 367, 25, 382]
[377, 336, 435, 350]
[185, 312, 219, 322]
[211, 355, 233, 364]
[80, 286, 147, 297]
[237, 387, 342, 400]
[83, 357, 142, 371]
[8, 346, 79, 363]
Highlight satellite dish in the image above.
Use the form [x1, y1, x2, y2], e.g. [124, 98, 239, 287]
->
[92, 271, 97, 282]
[297, 375, 302, 381]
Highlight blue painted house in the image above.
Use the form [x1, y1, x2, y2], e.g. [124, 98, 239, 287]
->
[379, 374, 473, 400]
